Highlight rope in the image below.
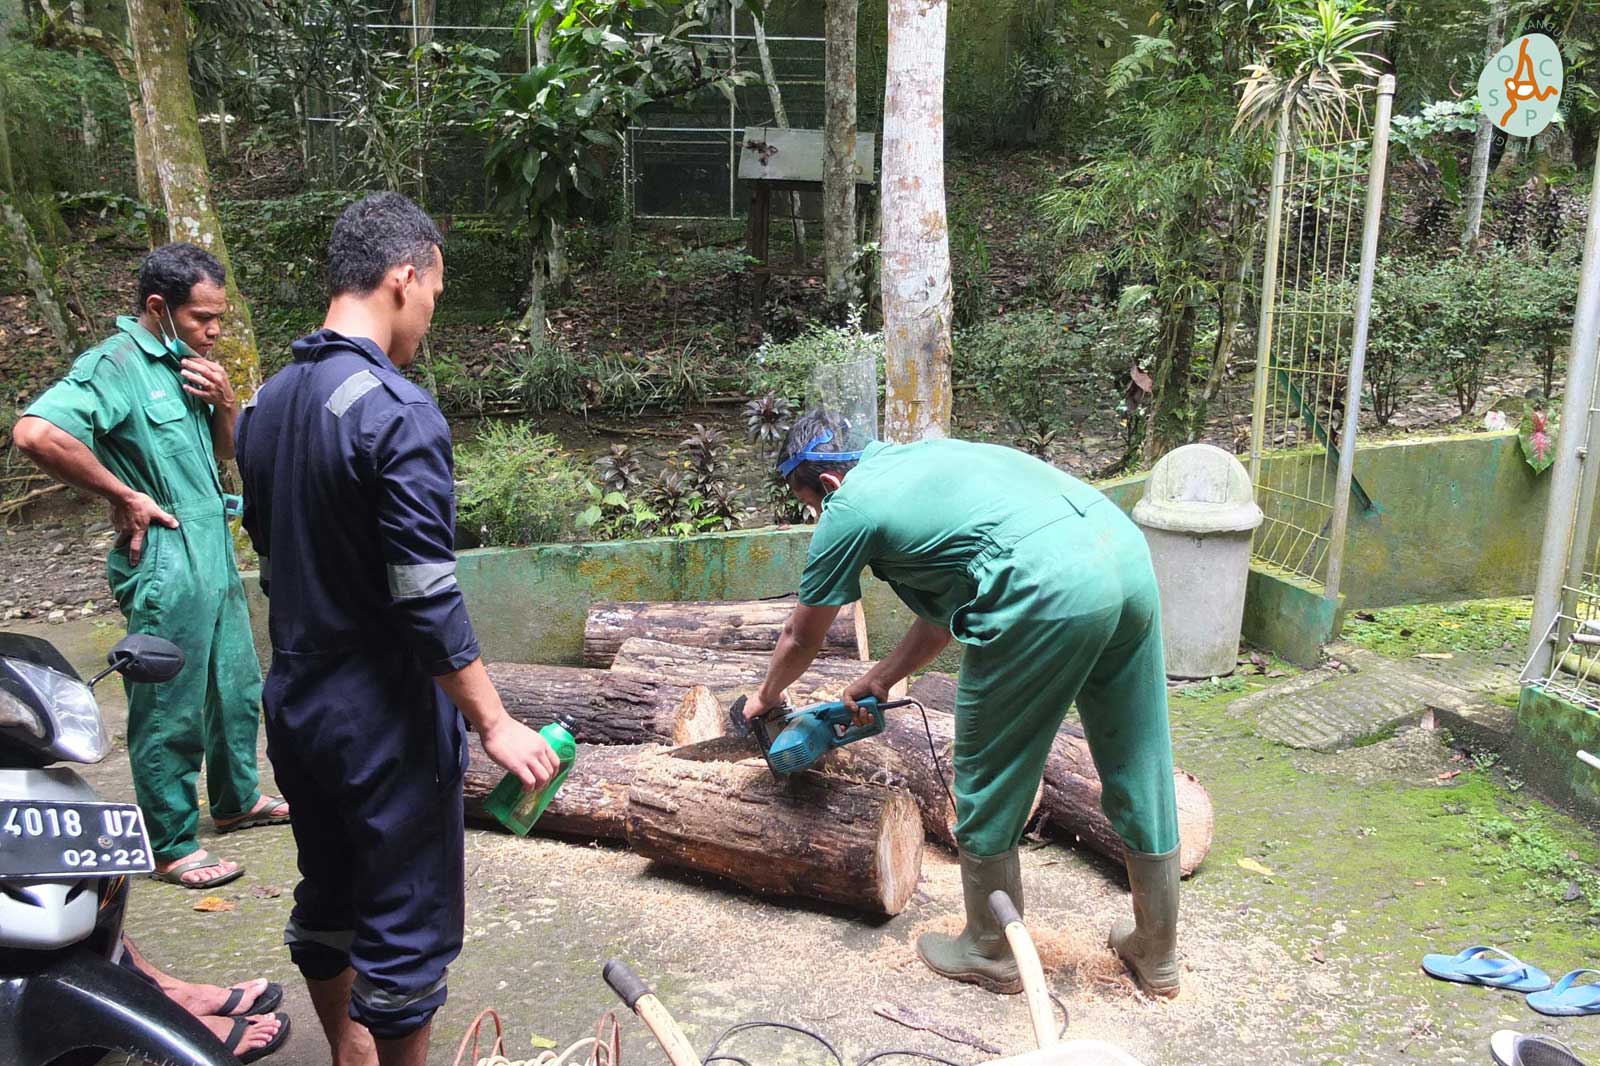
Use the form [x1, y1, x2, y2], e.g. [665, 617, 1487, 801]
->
[452, 1008, 622, 1066]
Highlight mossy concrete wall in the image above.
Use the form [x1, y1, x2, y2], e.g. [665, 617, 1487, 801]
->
[1514, 686, 1600, 817]
[1098, 431, 1547, 612]
[242, 431, 1549, 670]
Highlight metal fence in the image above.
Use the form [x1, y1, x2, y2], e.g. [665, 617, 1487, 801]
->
[1525, 157, 1600, 708]
[1248, 76, 1395, 601]
[301, 3, 840, 222]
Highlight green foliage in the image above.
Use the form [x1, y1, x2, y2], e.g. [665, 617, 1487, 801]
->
[0, 44, 132, 197]
[574, 481, 659, 540]
[1487, 248, 1579, 401]
[476, 0, 758, 254]
[947, 2, 1103, 148]
[744, 312, 885, 407]
[1474, 805, 1600, 916]
[455, 422, 591, 546]
[954, 309, 1129, 445]
[949, 214, 993, 330]
[1234, 0, 1392, 137]
[1391, 99, 1479, 203]
[1342, 598, 1532, 659]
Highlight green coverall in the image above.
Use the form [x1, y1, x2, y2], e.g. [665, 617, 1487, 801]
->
[26, 316, 264, 863]
[798, 439, 1179, 858]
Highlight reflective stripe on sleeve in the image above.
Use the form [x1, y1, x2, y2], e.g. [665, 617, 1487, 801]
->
[326, 369, 381, 417]
[387, 560, 458, 600]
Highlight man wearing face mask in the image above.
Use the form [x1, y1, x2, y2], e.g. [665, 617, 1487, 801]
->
[12, 242, 288, 889]
[235, 192, 559, 1066]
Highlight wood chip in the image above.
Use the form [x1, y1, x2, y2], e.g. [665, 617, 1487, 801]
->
[872, 1002, 1002, 1054]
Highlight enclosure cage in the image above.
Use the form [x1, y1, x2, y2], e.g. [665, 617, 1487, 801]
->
[299, 0, 879, 230]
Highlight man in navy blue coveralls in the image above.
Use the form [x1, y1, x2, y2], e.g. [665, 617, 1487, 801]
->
[235, 192, 560, 1066]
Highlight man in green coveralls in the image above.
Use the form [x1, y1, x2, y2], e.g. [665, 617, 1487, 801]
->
[744, 410, 1182, 997]
[13, 243, 288, 888]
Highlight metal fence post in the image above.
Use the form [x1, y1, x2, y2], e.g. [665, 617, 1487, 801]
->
[1324, 75, 1395, 603]
[1527, 149, 1600, 681]
[1250, 106, 1292, 489]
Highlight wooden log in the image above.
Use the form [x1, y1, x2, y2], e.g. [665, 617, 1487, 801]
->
[582, 596, 868, 668]
[486, 662, 722, 746]
[907, 674, 1214, 876]
[609, 637, 904, 703]
[463, 737, 655, 841]
[625, 743, 923, 915]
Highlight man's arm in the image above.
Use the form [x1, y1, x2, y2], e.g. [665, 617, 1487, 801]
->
[12, 416, 176, 563]
[434, 659, 559, 789]
[842, 617, 952, 709]
[745, 602, 844, 718]
[179, 357, 238, 460]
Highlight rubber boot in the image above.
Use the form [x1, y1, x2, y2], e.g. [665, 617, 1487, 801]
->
[1108, 846, 1181, 998]
[916, 848, 1023, 994]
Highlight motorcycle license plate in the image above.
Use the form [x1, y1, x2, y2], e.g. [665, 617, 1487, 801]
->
[0, 801, 153, 878]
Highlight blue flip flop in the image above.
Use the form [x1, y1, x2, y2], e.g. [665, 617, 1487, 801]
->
[1528, 969, 1600, 1017]
[1421, 946, 1553, 993]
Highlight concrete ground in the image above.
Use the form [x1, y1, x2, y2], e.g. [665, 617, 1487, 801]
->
[21, 614, 1599, 1066]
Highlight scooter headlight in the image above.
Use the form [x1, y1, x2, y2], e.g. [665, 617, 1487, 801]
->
[1, 658, 108, 763]
[0, 684, 45, 739]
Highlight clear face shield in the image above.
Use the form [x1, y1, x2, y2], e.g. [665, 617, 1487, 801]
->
[778, 355, 881, 517]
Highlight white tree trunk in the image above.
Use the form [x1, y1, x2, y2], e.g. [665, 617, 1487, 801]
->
[880, 0, 952, 442]
[126, 0, 261, 395]
[823, 0, 858, 306]
[1462, 0, 1507, 248]
[532, 23, 568, 297]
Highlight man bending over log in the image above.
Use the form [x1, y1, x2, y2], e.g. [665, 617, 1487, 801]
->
[742, 411, 1182, 998]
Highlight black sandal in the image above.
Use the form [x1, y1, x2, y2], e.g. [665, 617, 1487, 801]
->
[217, 981, 283, 1017]
[223, 1013, 291, 1064]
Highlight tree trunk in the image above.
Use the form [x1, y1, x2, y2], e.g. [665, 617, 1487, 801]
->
[752, 15, 805, 257]
[583, 596, 869, 668]
[70, 2, 102, 152]
[410, 0, 435, 49]
[485, 662, 723, 746]
[880, 0, 952, 442]
[531, 23, 568, 298]
[0, 192, 75, 360]
[1462, 0, 1508, 248]
[608, 637, 898, 703]
[0, 77, 15, 194]
[125, 0, 259, 394]
[463, 736, 653, 841]
[1141, 299, 1197, 465]
[908, 673, 1214, 877]
[38, 1, 163, 244]
[626, 744, 924, 914]
[823, 0, 859, 307]
[518, 244, 549, 347]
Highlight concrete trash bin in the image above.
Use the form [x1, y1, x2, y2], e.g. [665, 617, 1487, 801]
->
[1132, 443, 1264, 680]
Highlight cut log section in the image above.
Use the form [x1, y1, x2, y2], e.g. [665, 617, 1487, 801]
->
[625, 743, 924, 915]
[582, 596, 868, 668]
[609, 637, 904, 703]
[486, 662, 721, 746]
[907, 673, 1214, 876]
[463, 737, 655, 841]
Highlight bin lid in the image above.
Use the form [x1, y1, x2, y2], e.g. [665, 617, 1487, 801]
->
[1131, 443, 1264, 534]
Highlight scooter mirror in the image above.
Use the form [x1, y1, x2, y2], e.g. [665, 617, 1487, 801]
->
[107, 635, 185, 684]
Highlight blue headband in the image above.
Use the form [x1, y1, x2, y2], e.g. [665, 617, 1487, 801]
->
[777, 429, 866, 478]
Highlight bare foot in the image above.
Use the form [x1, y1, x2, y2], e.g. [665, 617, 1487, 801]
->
[202, 1013, 282, 1057]
[214, 794, 290, 832]
[154, 849, 241, 887]
[165, 976, 271, 1017]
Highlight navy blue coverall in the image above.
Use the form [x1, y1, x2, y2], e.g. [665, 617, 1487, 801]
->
[235, 330, 475, 1039]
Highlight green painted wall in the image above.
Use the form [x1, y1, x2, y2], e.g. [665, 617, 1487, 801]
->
[243, 430, 1550, 669]
[1515, 686, 1600, 817]
[1097, 431, 1548, 612]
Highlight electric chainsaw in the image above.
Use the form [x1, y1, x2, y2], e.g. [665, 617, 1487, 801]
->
[729, 694, 919, 775]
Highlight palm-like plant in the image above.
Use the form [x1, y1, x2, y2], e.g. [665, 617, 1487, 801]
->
[645, 471, 696, 530]
[595, 444, 643, 494]
[1234, 0, 1394, 136]
[681, 423, 729, 491]
[744, 392, 795, 452]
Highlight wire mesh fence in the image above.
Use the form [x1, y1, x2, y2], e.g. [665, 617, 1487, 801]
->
[1249, 85, 1387, 590]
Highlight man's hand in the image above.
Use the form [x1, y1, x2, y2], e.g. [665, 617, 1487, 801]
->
[842, 674, 892, 726]
[180, 357, 236, 410]
[111, 492, 179, 565]
[742, 689, 786, 721]
[480, 715, 561, 791]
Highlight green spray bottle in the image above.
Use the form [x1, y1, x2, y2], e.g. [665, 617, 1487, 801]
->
[482, 716, 577, 835]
